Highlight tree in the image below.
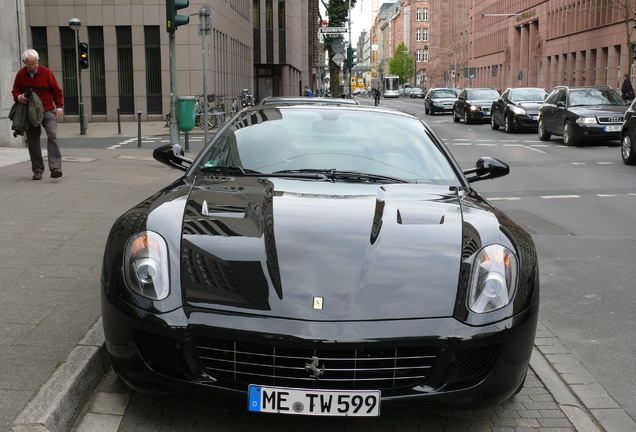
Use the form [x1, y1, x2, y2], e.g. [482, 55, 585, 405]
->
[321, 0, 357, 97]
[388, 43, 415, 85]
[597, 0, 635, 76]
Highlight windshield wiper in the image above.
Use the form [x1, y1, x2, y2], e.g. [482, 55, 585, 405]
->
[200, 166, 262, 175]
[275, 169, 409, 184]
[201, 166, 329, 180]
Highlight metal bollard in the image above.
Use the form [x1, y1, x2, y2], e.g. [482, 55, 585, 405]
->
[117, 108, 121, 135]
[184, 131, 190, 152]
[137, 111, 142, 147]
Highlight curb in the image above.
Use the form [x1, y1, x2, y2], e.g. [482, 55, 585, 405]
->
[11, 319, 110, 432]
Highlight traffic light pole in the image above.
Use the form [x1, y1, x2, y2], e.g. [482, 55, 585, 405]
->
[168, 32, 179, 146]
[71, 26, 86, 135]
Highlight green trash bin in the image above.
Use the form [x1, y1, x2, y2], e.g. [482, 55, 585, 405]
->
[177, 96, 196, 132]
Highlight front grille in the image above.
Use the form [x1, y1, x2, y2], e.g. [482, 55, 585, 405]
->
[195, 339, 438, 395]
[444, 344, 502, 389]
[134, 332, 190, 379]
[598, 116, 623, 123]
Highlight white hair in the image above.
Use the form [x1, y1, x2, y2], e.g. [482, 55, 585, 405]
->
[22, 49, 39, 62]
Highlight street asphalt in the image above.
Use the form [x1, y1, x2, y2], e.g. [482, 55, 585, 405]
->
[0, 119, 634, 432]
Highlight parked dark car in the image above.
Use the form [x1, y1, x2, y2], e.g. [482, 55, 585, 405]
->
[620, 99, 636, 164]
[453, 88, 501, 123]
[259, 96, 359, 105]
[537, 86, 628, 146]
[409, 88, 425, 98]
[491, 87, 549, 133]
[424, 88, 459, 115]
[102, 104, 539, 416]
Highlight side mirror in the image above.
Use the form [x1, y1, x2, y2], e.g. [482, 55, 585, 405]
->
[153, 144, 193, 172]
[463, 157, 510, 183]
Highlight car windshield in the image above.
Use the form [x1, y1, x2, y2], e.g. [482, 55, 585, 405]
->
[510, 88, 547, 102]
[467, 89, 500, 99]
[195, 107, 460, 185]
[569, 88, 626, 106]
[432, 90, 458, 98]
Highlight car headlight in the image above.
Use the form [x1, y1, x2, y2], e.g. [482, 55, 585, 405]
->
[576, 117, 597, 124]
[124, 231, 170, 300]
[509, 106, 526, 115]
[468, 245, 518, 313]
[469, 105, 480, 112]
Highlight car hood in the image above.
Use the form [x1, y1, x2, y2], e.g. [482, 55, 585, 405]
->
[431, 97, 457, 102]
[176, 176, 497, 321]
[568, 105, 628, 116]
[513, 101, 543, 112]
[467, 98, 496, 106]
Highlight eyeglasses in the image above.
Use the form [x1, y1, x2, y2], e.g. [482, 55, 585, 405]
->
[24, 61, 38, 67]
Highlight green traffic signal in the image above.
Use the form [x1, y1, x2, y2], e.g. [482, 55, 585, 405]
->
[78, 42, 89, 69]
[166, 0, 190, 34]
[347, 46, 358, 69]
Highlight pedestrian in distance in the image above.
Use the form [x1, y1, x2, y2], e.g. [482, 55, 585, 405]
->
[619, 73, 635, 103]
[303, 85, 315, 97]
[12, 49, 64, 180]
[373, 87, 381, 106]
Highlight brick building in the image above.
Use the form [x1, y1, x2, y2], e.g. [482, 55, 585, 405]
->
[372, 0, 636, 91]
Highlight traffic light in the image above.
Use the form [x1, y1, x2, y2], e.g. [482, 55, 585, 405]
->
[633, 11, 636, 29]
[632, 42, 636, 61]
[347, 47, 357, 69]
[166, 0, 190, 34]
[78, 42, 89, 69]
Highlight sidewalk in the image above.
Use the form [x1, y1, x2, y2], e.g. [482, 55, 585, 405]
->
[0, 123, 183, 432]
[1, 121, 634, 432]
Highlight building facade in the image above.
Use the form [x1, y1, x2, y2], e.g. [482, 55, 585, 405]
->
[12, 0, 316, 127]
[370, 0, 636, 91]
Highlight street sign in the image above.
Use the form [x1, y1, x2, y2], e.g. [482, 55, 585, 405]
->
[320, 27, 347, 34]
[332, 38, 345, 54]
[333, 53, 345, 64]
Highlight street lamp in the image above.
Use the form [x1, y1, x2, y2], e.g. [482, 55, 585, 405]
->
[69, 18, 85, 135]
[429, 45, 457, 89]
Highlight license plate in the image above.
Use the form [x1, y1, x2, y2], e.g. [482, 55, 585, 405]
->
[604, 125, 621, 132]
[530, 115, 538, 121]
[248, 385, 381, 416]
[483, 110, 490, 115]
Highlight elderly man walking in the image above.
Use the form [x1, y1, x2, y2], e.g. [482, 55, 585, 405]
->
[12, 48, 64, 180]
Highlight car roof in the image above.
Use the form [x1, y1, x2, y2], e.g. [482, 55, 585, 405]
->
[259, 96, 360, 105]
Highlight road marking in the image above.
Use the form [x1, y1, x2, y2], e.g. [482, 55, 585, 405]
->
[540, 195, 581, 199]
[489, 197, 522, 201]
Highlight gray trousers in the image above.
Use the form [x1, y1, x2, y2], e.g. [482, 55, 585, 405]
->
[26, 110, 62, 174]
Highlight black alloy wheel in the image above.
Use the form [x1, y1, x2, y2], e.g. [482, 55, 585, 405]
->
[562, 120, 577, 146]
[537, 119, 551, 141]
[504, 114, 514, 133]
[491, 114, 499, 130]
[621, 131, 636, 165]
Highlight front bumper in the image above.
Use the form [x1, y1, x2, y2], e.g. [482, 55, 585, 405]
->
[102, 289, 539, 409]
[572, 123, 622, 141]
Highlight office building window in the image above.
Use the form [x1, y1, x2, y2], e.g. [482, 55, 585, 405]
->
[31, 27, 49, 67]
[144, 26, 163, 115]
[88, 26, 106, 115]
[59, 27, 78, 114]
[116, 26, 134, 114]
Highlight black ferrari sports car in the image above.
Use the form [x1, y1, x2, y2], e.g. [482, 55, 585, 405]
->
[101, 104, 539, 416]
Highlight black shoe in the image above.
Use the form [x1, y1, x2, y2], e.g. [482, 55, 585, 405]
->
[33, 172, 42, 180]
[51, 169, 63, 178]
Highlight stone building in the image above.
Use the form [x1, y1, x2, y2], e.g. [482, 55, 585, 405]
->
[5, 0, 318, 132]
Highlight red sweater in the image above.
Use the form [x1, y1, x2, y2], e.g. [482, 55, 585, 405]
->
[12, 65, 64, 112]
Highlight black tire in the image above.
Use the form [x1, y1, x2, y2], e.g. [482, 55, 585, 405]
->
[425, 106, 430, 115]
[621, 131, 636, 165]
[453, 110, 460, 123]
[562, 120, 578, 146]
[504, 114, 514, 133]
[463, 110, 471, 124]
[537, 119, 551, 141]
[491, 114, 500, 130]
